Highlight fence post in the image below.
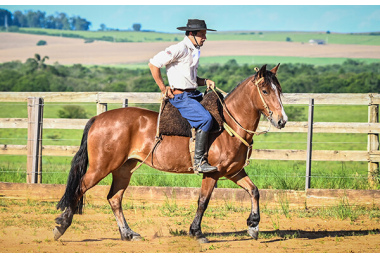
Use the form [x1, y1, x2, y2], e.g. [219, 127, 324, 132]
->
[97, 102, 107, 115]
[123, 99, 128, 108]
[368, 94, 379, 187]
[27, 97, 44, 184]
[305, 98, 314, 190]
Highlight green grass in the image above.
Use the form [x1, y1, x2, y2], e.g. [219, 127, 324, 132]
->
[200, 56, 380, 66]
[207, 31, 380, 46]
[14, 28, 380, 46]
[17, 28, 183, 43]
[88, 57, 380, 70]
[0, 102, 377, 190]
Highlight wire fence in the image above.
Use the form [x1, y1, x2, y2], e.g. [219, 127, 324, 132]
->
[0, 93, 378, 189]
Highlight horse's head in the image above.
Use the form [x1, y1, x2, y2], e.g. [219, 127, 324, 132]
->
[253, 64, 287, 129]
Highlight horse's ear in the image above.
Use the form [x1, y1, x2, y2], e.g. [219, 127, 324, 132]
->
[257, 64, 267, 78]
[270, 63, 280, 75]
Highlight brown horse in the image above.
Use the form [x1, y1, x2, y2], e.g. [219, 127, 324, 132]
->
[54, 64, 287, 243]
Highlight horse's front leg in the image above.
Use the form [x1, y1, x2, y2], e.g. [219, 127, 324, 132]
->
[228, 169, 260, 240]
[189, 174, 217, 244]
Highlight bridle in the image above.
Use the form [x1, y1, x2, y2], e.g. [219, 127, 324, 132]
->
[253, 77, 274, 123]
[211, 70, 277, 146]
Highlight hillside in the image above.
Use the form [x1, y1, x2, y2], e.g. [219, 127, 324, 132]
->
[1, 32, 380, 66]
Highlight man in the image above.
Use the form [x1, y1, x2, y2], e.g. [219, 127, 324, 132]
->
[148, 19, 217, 174]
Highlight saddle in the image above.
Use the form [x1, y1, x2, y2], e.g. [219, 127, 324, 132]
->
[159, 91, 225, 137]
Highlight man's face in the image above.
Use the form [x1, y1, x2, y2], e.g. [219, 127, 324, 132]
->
[190, 30, 207, 47]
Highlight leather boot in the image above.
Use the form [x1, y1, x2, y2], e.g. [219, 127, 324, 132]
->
[193, 129, 217, 173]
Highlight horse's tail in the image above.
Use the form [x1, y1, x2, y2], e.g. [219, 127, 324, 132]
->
[56, 117, 96, 214]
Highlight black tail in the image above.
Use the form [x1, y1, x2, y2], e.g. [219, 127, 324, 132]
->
[56, 117, 96, 214]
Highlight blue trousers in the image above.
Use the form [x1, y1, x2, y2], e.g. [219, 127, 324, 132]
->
[169, 90, 213, 132]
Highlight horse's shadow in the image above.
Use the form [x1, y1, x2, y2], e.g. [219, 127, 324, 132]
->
[205, 229, 380, 243]
[62, 229, 380, 244]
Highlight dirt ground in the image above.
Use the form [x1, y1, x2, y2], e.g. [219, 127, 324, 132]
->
[1, 195, 380, 253]
[1, 32, 380, 65]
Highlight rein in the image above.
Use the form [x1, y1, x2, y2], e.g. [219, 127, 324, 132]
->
[210, 74, 273, 146]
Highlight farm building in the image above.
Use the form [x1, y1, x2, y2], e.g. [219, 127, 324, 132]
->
[309, 39, 326, 45]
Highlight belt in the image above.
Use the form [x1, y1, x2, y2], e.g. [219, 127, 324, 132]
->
[172, 88, 197, 95]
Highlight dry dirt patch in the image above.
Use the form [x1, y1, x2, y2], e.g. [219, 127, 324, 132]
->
[1, 32, 380, 65]
[0, 194, 379, 253]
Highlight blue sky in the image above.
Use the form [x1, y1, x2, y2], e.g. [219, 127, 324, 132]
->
[2, 2, 380, 33]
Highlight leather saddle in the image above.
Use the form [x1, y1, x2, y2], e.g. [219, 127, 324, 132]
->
[159, 91, 225, 137]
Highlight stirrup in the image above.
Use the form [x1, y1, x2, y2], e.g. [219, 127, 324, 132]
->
[193, 160, 217, 174]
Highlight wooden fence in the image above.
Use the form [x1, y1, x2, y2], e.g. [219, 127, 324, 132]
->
[0, 92, 379, 187]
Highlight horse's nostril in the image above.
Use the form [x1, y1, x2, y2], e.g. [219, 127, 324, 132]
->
[278, 119, 286, 127]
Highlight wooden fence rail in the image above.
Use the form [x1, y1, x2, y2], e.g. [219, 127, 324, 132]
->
[0, 92, 379, 187]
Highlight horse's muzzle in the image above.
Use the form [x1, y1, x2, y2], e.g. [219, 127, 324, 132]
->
[277, 118, 287, 129]
[271, 116, 287, 129]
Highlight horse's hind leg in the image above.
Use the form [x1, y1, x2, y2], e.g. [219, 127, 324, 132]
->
[228, 169, 260, 240]
[54, 166, 110, 240]
[107, 160, 142, 241]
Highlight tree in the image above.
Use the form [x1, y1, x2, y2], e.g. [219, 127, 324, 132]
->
[0, 8, 12, 27]
[25, 10, 46, 28]
[12, 10, 27, 27]
[26, 53, 49, 73]
[55, 12, 70, 30]
[45, 14, 56, 29]
[70, 16, 91, 31]
[132, 23, 141, 31]
[99, 23, 106, 31]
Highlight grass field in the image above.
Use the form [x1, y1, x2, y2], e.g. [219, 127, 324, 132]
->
[112, 56, 380, 70]
[0, 101, 376, 190]
[200, 56, 380, 66]
[18, 28, 380, 46]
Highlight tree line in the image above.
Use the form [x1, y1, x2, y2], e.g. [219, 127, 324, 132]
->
[0, 8, 91, 31]
[0, 57, 379, 94]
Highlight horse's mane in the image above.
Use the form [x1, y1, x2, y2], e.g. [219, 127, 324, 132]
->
[225, 70, 282, 99]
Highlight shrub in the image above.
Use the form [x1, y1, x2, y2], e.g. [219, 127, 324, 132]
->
[58, 105, 88, 119]
[84, 39, 94, 43]
[36, 40, 47, 46]
[285, 106, 307, 121]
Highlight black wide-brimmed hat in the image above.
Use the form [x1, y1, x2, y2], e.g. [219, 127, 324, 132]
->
[177, 19, 216, 31]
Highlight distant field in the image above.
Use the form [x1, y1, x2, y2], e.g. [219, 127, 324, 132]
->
[2, 32, 380, 66]
[18, 28, 380, 46]
[208, 31, 380, 46]
[200, 56, 380, 66]
[102, 56, 380, 70]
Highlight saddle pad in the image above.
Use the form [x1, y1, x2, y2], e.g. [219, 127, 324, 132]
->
[159, 91, 225, 137]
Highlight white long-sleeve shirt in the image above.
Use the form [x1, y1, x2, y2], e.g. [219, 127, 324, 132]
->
[149, 36, 200, 90]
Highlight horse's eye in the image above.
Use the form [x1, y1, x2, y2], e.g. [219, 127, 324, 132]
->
[262, 90, 268, 95]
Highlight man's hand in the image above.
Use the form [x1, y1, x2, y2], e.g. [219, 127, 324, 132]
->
[163, 86, 174, 99]
[206, 79, 215, 91]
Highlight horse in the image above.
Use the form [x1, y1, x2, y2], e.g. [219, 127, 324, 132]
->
[53, 64, 288, 243]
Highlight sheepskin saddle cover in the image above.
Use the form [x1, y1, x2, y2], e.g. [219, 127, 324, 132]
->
[159, 91, 225, 137]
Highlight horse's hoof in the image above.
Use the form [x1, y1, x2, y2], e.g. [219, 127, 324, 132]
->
[248, 225, 259, 240]
[121, 232, 143, 241]
[53, 227, 63, 241]
[197, 237, 210, 244]
[131, 235, 143, 241]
